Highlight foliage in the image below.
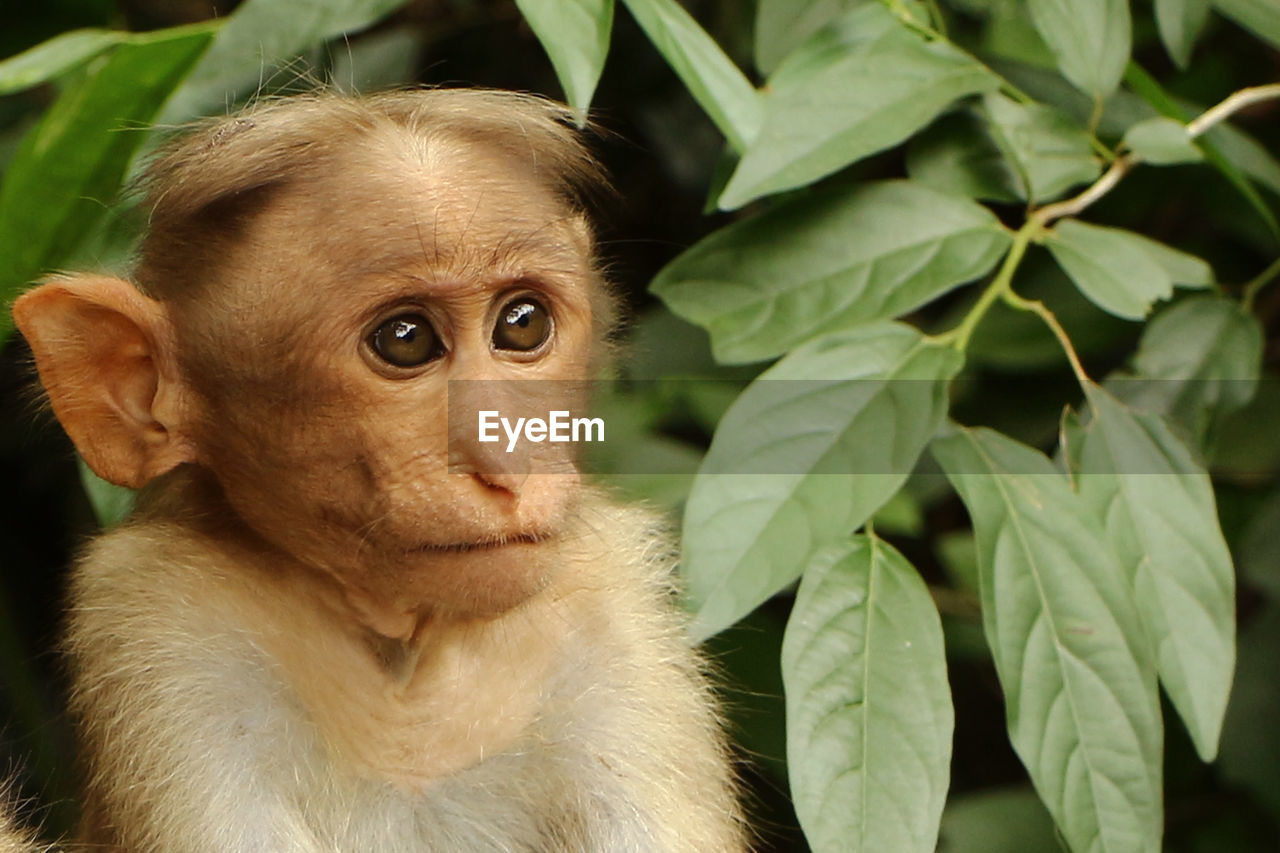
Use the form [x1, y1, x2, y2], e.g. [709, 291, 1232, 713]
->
[1, 0, 1278, 851]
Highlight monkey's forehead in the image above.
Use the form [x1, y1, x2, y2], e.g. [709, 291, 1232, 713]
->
[173, 160, 593, 334]
[256, 149, 589, 280]
[142, 90, 605, 226]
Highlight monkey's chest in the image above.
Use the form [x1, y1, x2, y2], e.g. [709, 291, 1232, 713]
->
[253, 581, 571, 788]
[275, 685, 634, 851]
[293, 674, 545, 787]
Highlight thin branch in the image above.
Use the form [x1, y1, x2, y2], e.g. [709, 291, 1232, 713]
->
[1031, 154, 1136, 227]
[1186, 83, 1280, 139]
[923, 0, 948, 37]
[1029, 83, 1280, 229]
[946, 222, 1037, 351]
[1243, 256, 1280, 311]
[1003, 290, 1091, 385]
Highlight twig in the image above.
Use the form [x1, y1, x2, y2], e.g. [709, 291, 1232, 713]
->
[1186, 83, 1280, 139]
[1030, 154, 1136, 227]
[1243, 256, 1280, 312]
[946, 222, 1037, 351]
[1003, 290, 1091, 385]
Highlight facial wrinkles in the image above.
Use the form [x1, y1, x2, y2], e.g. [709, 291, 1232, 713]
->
[179, 140, 591, 587]
[344, 134, 586, 284]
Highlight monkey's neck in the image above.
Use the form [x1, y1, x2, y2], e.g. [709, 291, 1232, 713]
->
[141, 470, 596, 785]
[366, 618, 432, 685]
[260, 553, 588, 786]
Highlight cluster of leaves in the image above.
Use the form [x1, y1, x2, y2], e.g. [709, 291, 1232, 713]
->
[523, 1, 1279, 851]
[1, 0, 1278, 851]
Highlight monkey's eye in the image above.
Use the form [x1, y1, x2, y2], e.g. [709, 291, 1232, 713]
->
[493, 297, 551, 352]
[369, 314, 444, 368]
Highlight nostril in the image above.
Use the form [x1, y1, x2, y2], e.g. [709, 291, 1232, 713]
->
[471, 471, 504, 492]
[471, 470, 523, 500]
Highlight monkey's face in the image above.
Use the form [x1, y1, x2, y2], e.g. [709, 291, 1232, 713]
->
[177, 137, 601, 635]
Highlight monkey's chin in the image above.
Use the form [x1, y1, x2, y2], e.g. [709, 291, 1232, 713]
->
[406, 536, 557, 620]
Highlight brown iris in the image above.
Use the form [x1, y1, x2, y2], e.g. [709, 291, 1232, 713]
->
[492, 297, 551, 352]
[369, 314, 444, 367]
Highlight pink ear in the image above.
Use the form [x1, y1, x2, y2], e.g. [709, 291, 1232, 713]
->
[12, 276, 193, 489]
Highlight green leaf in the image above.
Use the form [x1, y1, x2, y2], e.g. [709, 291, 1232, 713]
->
[619, 0, 762, 152]
[516, 0, 613, 119]
[683, 324, 961, 640]
[1076, 383, 1235, 761]
[932, 426, 1163, 853]
[1206, 121, 1280, 199]
[782, 534, 953, 853]
[1123, 116, 1202, 165]
[651, 180, 1011, 364]
[994, 56, 1150, 137]
[905, 109, 1022, 203]
[1124, 63, 1280, 240]
[981, 92, 1100, 204]
[1113, 295, 1263, 448]
[1211, 0, 1280, 49]
[0, 28, 123, 96]
[1045, 219, 1174, 320]
[1026, 0, 1131, 98]
[1120, 231, 1213, 287]
[1154, 0, 1210, 67]
[1134, 297, 1262, 396]
[0, 26, 215, 343]
[158, 0, 409, 124]
[719, 3, 997, 209]
[754, 0, 867, 76]
[938, 788, 1061, 853]
[980, 4, 1056, 67]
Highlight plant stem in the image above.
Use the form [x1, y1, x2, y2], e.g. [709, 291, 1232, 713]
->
[1030, 154, 1135, 226]
[1088, 95, 1105, 134]
[923, 0, 948, 36]
[945, 81, 1280, 355]
[1003, 290, 1091, 385]
[1186, 83, 1280, 139]
[1242, 256, 1280, 311]
[1029, 83, 1280, 228]
[949, 222, 1039, 351]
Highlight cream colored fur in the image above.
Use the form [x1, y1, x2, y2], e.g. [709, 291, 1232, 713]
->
[54, 477, 743, 851]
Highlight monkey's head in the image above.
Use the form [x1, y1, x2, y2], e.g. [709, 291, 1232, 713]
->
[13, 91, 615, 636]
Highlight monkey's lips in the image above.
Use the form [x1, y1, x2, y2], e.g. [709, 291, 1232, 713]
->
[411, 531, 549, 554]
[398, 531, 561, 617]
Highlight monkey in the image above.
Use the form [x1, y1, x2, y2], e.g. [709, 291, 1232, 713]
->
[6, 89, 747, 852]
[0, 796, 41, 853]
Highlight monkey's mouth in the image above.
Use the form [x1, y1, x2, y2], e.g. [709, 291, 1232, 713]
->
[411, 532, 548, 554]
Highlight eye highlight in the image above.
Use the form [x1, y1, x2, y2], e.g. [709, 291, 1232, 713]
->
[368, 314, 444, 368]
[493, 297, 551, 352]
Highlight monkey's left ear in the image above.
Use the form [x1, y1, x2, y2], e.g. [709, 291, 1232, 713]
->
[12, 276, 194, 489]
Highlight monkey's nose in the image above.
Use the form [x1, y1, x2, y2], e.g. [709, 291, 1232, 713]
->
[471, 469, 528, 498]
